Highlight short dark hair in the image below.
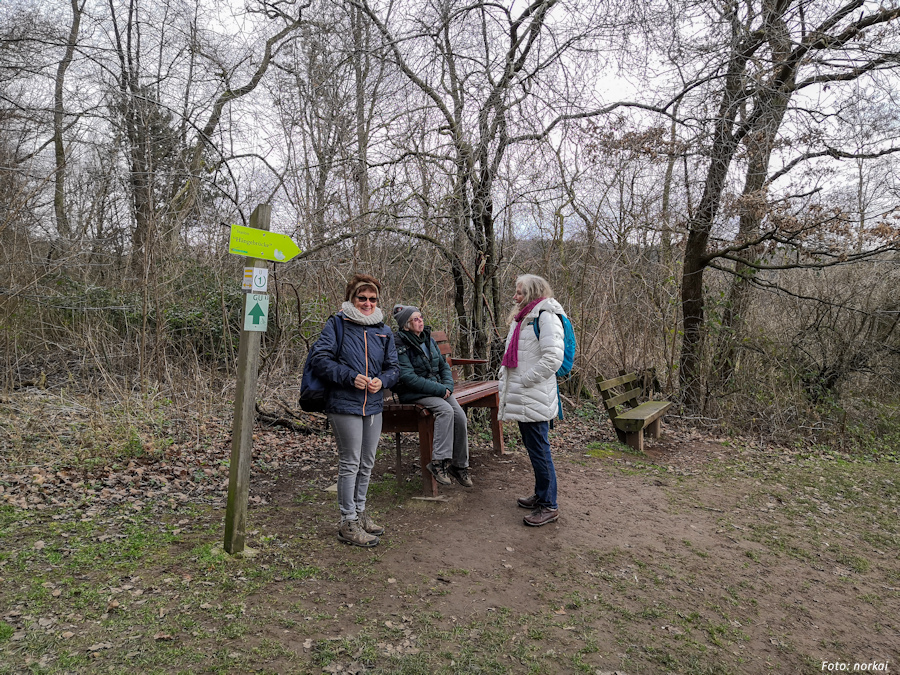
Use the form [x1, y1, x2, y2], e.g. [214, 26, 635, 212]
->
[344, 273, 382, 301]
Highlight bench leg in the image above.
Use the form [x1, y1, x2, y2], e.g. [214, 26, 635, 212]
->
[490, 407, 505, 455]
[395, 433, 402, 486]
[418, 417, 437, 497]
[646, 418, 661, 439]
[625, 430, 644, 453]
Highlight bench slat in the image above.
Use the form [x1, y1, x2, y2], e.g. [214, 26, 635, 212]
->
[601, 387, 642, 410]
[598, 373, 637, 391]
[614, 401, 673, 432]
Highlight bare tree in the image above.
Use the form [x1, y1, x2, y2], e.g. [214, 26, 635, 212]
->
[350, 0, 615, 361]
[668, 0, 900, 410]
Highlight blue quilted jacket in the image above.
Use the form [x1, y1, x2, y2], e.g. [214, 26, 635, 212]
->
[309, 313, 399, 416]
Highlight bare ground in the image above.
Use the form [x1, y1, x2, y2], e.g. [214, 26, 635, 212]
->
[1, 396, 899, 674]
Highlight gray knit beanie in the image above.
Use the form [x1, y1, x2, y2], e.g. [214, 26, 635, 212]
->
[391, 304, 419, 329]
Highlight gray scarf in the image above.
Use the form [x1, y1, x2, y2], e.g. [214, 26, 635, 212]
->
[340, 301, 384, 326]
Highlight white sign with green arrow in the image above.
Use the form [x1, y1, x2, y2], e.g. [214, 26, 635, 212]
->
[244, 294, 269, 332]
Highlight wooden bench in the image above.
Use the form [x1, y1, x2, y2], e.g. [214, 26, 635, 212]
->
[382, 330, 504, 496]
[597, 372, 673, 452]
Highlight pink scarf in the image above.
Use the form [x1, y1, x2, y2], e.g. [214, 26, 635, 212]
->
[500, 298, 544, 368]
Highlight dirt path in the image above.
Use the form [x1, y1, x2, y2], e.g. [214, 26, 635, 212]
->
[243, 419, 899, 674]
[1, 406, 897, 674]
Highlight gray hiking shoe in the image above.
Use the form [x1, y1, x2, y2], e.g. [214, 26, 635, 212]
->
[358, 510, 384, 536]
[517, 493, 539, 509]
[337, 519, 379, 547]
[447, 464, 473, 488]
[426, 459, 452, 485]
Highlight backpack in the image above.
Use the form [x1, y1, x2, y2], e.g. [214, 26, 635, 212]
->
[533, 310, 576, 378]
[533, 310, 577, 421]
[299, 316, 344, 412]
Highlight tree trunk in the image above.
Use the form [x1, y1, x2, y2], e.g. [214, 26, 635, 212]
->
[53, 0, 85, 242]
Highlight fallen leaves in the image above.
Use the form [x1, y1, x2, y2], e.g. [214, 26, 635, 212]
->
[87, 642, 112, 651]
[1, 425, 338, 515]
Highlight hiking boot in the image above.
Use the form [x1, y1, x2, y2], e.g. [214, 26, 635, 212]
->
[358, 510, 384, 536]
[337, 519, 379, 547]
[523, 506, 559, 527]
[517, 493, 540, 509]
[426, 459, 451, 486]
[447, 464, 473, 488]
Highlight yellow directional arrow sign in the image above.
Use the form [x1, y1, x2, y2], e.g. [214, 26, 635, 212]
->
[229, 224, 301, 262]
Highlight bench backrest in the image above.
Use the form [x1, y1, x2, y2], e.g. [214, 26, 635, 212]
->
[597, 373, 642, 424]
[431, 330, 454, 359]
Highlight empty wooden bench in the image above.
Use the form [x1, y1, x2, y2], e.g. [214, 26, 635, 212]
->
[597, 372, 673, 452]
[382, 330, 504, 496]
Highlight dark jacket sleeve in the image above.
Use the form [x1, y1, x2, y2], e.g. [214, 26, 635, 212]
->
[379, 333, 400, 390]
[309, 317, 355, 389]
[397, 341, 447, 398]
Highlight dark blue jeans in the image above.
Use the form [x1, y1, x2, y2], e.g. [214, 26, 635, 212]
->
[518, 421, 558, 510]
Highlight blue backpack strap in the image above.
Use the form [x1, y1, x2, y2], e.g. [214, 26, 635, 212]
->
[532, 311, 564, 421]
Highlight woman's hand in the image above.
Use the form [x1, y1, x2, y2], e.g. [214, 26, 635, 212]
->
[367, 377, 383, 393]
[443, 389, 451, 399]
[354, 374, 371, 390]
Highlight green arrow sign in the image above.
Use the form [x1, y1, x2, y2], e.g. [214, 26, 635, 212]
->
[229, 224, 301, 262]
[243, 294, 269, 332]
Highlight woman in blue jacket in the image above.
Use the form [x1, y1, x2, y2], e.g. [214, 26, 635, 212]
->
[309, 274, 399, 547]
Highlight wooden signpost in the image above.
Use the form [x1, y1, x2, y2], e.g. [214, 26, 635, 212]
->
[223, 204, 271, 555]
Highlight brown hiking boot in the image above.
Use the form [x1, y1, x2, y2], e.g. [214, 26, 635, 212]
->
[337, 519, 379, 547]
[516, 493, 539, 509]
[358, 510, 384, 536]
[426, 459, 451, 486]
[523, 506, 559, 527]
[447, 464, 473, 488]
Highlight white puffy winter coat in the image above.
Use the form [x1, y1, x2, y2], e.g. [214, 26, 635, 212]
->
[498, 298, 566, 423]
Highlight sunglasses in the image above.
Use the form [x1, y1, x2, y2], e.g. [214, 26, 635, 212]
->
[355, 295, 378, 303]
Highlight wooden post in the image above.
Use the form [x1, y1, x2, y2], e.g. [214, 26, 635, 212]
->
[224, 204, 270, 554]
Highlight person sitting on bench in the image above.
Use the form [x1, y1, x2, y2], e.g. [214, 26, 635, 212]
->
[391, 304, 473, 488]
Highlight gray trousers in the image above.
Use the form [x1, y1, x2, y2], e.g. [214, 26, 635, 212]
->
[416, 395, 469, 467]
[328, 412, 382, 521]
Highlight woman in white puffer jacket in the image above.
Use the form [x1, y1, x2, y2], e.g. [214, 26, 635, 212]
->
[498, 274, 566, 527]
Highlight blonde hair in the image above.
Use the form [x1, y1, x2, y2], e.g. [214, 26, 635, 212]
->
[507, 274, 553, 323]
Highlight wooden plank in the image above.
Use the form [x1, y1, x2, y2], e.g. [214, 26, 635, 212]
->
[615, 400, 672, 420]
[597, 373, 637, 391]
[615, 400, 672, 433]
[602, 387, 642, 410]
[625, 430, 644, 453]
[489, 403, 505, 454]
[447, 357, 487, 366]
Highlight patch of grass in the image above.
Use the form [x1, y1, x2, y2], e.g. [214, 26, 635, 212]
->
[436, 567, 470, 577]
[285, 564, 320, 580]
[0, 620, 13, 642]
[293, 490, 318, 504]
[836, 552, 870, 574]
[586, 440, 645, 459]
[367, 476, 418, 500]
[682, 540, 709, 558]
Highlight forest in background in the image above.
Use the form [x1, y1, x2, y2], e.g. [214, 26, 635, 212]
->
[1, 0, 900, 456]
